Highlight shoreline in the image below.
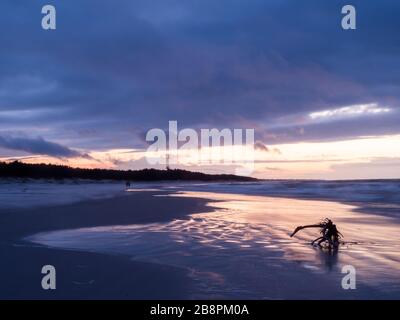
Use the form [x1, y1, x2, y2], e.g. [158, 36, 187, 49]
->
[0, 190, 216, 240]
[2, 187, 399, 299]
[0, 190, 216, 299]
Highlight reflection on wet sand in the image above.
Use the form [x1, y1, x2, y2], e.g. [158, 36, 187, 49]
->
[28, 191, 400, 299]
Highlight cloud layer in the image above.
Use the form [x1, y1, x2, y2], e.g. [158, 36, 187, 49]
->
[0, 0, 399, 156]
[0, 135, 87, 158]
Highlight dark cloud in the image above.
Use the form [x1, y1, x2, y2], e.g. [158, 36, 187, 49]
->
[0, 0, 399, 151]
[254, 141, 282, 154]
[0, 135, 89, 159]
[255, 141, 269, 152]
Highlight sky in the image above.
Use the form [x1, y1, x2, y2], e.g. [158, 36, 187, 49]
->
[1, 0, 400, 179]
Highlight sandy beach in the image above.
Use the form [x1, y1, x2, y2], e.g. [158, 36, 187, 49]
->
[1, 181, 400, 299]
[0, 190, 210, 299]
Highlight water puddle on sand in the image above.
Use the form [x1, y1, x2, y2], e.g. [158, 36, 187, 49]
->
[27, 191, 400, 299]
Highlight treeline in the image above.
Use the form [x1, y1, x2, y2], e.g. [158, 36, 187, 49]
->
[0, 161, 256, 182]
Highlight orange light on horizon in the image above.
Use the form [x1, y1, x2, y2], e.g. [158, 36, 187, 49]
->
[2, 134, 400, 179]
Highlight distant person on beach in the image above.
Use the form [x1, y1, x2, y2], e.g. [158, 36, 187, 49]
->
[290, 218, 343, 248]
[125, 181, 131, 190]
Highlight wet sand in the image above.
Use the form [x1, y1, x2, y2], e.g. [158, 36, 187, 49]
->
[0, 191, 211, 299]
[2, 188, 400, 299]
